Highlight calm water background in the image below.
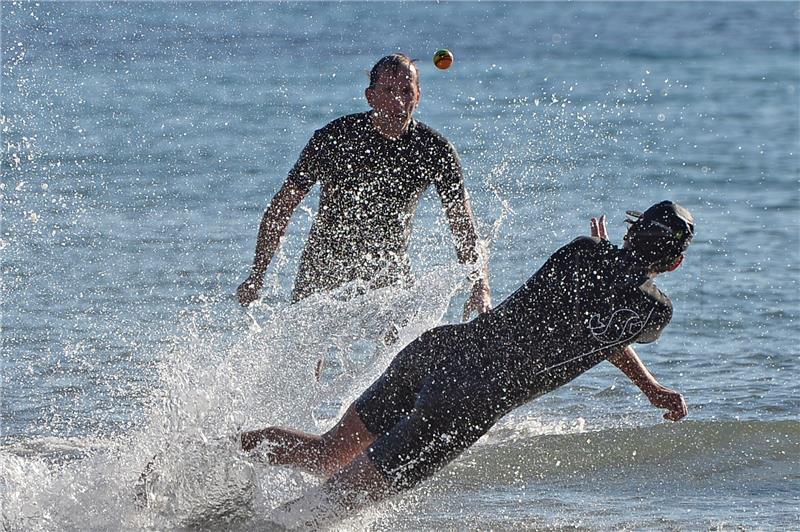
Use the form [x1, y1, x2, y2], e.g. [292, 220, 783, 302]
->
[2, 2, 798, 530]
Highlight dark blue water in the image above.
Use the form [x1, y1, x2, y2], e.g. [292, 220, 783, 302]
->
[2, 2, 798, 530]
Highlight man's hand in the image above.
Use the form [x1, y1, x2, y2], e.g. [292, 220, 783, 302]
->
[646, 384, 688, 421]
[609, 346, 688, 422]
[462, 279, 491, 321]
[237, 275, 263, 306]
[590, 214, 608, 240]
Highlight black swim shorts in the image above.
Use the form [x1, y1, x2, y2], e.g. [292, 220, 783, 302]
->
[354, 325, 460, 436]
[354, 324, 505, 490]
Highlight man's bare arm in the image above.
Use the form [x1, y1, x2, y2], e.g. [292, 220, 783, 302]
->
[237, 180, 308, 306]
[442, 195, 492, 320]
[608, 345, 687, 421]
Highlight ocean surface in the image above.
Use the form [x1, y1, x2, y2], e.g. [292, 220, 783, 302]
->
[2, 2, 798, 530]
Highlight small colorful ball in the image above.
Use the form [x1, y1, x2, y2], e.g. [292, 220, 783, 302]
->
[433, 49, 454, 70]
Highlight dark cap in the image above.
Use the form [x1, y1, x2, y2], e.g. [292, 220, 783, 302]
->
[625, 200, 695, 266]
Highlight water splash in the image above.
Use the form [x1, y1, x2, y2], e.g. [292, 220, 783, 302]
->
[0, 261, 471, 530]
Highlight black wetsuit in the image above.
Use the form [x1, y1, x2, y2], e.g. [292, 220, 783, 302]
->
[354, 236, 673, 489]
[284, 112, 471, 301]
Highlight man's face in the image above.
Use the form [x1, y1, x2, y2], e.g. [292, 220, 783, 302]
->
[365, 65, 421, 127]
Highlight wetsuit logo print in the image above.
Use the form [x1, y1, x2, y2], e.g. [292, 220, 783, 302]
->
[589, 308, 647, 344]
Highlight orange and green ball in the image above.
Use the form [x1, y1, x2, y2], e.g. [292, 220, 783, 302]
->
[433, 49, 454, 70]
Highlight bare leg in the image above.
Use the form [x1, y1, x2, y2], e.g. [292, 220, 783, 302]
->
[324, 454, 393, 505]
[271, 454, 393, 528]
[241, 404, 376, 477]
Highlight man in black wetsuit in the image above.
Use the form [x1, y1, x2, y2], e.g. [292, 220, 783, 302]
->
[241, 200, 695, 524]
[237, 54, 491, 318]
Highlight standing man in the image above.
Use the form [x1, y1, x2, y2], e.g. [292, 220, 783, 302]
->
[237, 54, 491, 319]
[241, 201, 695, 526]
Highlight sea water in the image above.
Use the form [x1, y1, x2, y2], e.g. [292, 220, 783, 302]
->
[2, 2, 798, 530]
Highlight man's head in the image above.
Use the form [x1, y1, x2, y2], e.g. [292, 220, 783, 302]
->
[365, 54, 421, 137]
[623, 200, 695, 273]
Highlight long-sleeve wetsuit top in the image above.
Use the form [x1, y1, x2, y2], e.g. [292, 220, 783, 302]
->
[354, 235, 674, 489]
[460, 235, 673, 417]
[284, 112, 469, 301]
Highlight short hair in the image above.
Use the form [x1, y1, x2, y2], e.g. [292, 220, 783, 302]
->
[369, 53, 419, 89]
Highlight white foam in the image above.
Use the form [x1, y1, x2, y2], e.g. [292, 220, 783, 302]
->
[1, 263, 469, 530]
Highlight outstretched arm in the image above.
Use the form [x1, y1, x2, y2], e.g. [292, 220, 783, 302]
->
[608, 346, 687, 421]
[237, 179, 308, 306]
